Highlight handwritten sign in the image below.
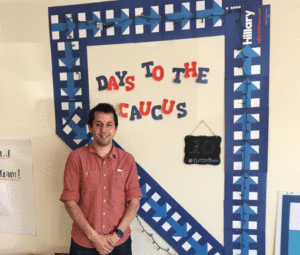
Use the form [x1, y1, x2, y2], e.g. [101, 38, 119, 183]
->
[0, 140, 35, 235]
[184, 135, 221, 165]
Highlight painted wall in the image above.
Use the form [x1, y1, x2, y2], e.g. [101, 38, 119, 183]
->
[0, 0, 299, 254]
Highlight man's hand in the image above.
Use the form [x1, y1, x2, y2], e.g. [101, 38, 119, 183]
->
[90, 233, 114, 255]
[106, 232, 121, 247]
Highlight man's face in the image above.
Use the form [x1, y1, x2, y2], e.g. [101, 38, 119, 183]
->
[88, 111, 118, 147]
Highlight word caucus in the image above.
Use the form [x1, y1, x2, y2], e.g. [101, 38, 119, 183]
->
[119, 100, 187, 121]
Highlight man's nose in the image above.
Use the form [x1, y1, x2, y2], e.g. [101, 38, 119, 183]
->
[100, 125, 107, 132]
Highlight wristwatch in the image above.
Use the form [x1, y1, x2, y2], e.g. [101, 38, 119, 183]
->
[115, 229, 124, 238]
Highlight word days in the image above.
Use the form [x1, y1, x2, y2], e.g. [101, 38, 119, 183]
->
[119, 100, 187, 121]
[96, 71, 135, 91]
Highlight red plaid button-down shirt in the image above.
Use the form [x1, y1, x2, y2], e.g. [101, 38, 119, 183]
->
[60, 144, 142, 248]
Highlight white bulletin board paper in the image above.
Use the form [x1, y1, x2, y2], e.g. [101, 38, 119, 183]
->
[0, 140, 36, 235]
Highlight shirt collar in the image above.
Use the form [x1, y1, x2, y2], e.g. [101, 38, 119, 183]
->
[89, 143, 117, 159]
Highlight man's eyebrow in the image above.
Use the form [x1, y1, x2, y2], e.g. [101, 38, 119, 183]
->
[96, 120, 113, 124]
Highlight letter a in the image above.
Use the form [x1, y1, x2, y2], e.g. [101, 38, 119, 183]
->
[107, 76, 120, 90]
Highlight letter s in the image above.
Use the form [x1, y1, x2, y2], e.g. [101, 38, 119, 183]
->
[176, 102, 187, 118]
[125, 76, 135, 91]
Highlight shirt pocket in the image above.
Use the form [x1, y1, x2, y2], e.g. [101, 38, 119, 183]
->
[112, 170, 128, 190]
[82, 171, 100, 191]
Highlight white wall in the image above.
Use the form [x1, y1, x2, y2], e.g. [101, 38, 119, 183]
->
[0, 0, 299, 254]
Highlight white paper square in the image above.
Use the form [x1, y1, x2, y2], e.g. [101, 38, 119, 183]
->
[61, 102, 69, 110]
[182, 241, 191, 251]
[234, 162, 242, 170]
[51, 15, 59, 24]
[60, 72, 67, 81]
[135, 25, 144, 34]
[234, 99, 243, 108]
[152, 192, 160, 202]
[142, 203, 151, 212]
[251, 98, 260, 107]
[250, 161, 259, 170]
[249, 192, 258, 200]
[249, 221, 258, 230]
[234, 131, 243, 140]
[192, 232, 201, 241]
[251, 65, 261, 75]
[162, 222, 171, 231]
[172, 212, 181, 221]
[63, 125, 72, 135]
[251, 131, 260, 139]
[290, 203, 300, 230]
[232, 221, 241, 229]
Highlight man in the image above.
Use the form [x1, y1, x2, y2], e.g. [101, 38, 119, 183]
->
[60, 103, 142, 255]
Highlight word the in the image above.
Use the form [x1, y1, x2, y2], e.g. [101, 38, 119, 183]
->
[96, 71, 135, 91]
[119, 99, 187, 121]
[141, 61, 209, 84]
[243, 10, 255, 45]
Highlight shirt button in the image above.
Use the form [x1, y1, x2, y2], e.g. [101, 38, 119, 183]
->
[104, 174, 106, 177]
[103, 212, 105, 215]
[103, 161, 106, 164]
[103, 225, 105, 228]
[104, 199, 106, 202]
[104, 186, 106, 189]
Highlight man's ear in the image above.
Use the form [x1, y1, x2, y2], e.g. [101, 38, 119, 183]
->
[88, 124, 92, 133]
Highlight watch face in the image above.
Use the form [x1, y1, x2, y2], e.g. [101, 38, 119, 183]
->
[116, 229, 123, 238]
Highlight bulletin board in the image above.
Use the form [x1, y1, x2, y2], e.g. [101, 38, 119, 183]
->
[48, 0, 270, 254]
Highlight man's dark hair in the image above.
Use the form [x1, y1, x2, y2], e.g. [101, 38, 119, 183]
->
[88, 103, 118, 128]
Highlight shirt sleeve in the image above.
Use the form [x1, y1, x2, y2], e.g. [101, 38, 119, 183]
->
[60, 150, 81, 204]
[125, 155, 143, 202]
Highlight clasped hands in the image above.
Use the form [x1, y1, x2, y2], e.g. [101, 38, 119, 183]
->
[91, 231, 121, 255]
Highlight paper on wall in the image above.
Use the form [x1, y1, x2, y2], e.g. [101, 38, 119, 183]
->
[0, 183, 12, 216]
[0, 140, 35, 235]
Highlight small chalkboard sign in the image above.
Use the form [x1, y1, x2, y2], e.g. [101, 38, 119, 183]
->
[184, 135, 221, 165]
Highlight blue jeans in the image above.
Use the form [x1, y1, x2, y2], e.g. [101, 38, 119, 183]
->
[70, 236, 132, 255]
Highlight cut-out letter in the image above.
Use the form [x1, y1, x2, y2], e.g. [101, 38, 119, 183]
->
[162, 99, 176, 114]
[139, 101, 152, 116]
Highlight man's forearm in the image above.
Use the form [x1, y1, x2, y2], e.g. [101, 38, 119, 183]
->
[116, 197, 140, 233]
[64, 200, 97, 240]
[64, 200, 115, 254]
